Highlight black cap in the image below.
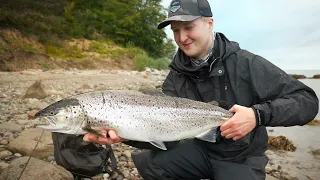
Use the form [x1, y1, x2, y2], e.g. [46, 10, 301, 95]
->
[157, 0, 212, 29]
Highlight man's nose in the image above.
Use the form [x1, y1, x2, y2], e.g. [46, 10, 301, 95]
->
[178, 30, 188, 43]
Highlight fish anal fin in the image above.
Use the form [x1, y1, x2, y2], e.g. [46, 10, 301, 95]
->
[149, 141, 167, 150]
[195, 128, 218, 143]
[82, 126, 105, 138]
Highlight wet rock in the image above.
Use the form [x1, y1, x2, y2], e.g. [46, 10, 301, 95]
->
[313, 74, 320, 79]
[289, 74, 306, 79]
[0, 157, 73, 180]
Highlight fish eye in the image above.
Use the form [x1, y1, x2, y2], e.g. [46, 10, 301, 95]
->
[50, 111, 54, 115]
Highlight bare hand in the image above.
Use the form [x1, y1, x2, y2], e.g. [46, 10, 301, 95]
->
[83, 129, 126, 145]
[220, 105, 256, 141]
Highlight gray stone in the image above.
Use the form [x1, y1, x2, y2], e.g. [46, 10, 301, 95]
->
[0, 140, 8, 145]
[266, 174, 278, 180]
[0, 157, 73, 180]
[121, 150, 132, 159]
[0, 122, 23, 133]
[23, 81, 47, 99]
[0, 161, 9, 173]
[5, 128, 53, 159]
[0, 150, 12, 159]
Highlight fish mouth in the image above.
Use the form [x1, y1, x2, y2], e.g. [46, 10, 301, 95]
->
[34, 117, 57, 127]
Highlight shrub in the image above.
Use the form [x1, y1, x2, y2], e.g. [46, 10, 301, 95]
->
[148, 58, 170, 70]
[134, 52, 149, 71]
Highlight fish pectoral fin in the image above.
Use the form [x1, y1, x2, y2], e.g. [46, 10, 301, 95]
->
[149, 141, 167, 150]
[195, 128, 218, 143]
[82, 126, 105, 138]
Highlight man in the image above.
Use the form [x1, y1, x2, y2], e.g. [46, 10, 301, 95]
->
[84, 0, 319, 179]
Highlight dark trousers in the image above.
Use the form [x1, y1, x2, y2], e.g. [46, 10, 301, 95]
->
[131, 140, 268, 180]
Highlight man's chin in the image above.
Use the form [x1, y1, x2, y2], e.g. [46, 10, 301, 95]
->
[180, 48, 194, 57]
[183, 51, 198, 59]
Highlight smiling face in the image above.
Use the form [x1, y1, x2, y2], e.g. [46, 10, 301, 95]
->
[170, 17, 214, 59]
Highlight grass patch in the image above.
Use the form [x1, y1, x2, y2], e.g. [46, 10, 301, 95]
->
[46, 45, 86, 59]
[134, 53, 170, 71]
[149, 58, 171, 70]
[134, 52, 149, 71]
[89, 40, 144, 60]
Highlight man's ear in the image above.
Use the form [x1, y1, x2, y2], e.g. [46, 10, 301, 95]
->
[209, 18, 214, 31]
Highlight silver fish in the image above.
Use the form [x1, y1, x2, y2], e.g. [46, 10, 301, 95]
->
[34, 90, 233, 150]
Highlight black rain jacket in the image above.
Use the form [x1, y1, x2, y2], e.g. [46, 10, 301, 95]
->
[126, 32, 319, 162]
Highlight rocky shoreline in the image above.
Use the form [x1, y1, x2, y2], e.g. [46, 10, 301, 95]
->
[289, 74, 320, 79]
[0, 69, 319, 180]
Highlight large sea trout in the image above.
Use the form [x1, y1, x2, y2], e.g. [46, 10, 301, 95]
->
[34, 90, 234, 150]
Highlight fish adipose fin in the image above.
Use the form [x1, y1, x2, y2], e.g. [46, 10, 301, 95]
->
[195, 128, 218, 143]
[82, 126, 105, 138]
[149, 141, 167, 150]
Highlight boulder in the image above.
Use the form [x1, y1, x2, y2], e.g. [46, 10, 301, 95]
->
[313, 74, 320, 79]
[0, 157, 73, 180]
[5, 128, 53, 159]
[23, 81, 47, 99]
[289, 74, 306, 79]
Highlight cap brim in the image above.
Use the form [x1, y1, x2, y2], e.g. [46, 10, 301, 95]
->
[157, 15, 201, 29]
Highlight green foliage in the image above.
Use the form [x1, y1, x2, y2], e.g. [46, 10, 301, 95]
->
[64, 1, 75, 22]
[46, 45, 85, 59]
[149, 58, 171, 70]
[0, 0, 176, 59]
[134, 53, 150, 71]
[134, 52, 170, 71]
[89, 40, 144, 60]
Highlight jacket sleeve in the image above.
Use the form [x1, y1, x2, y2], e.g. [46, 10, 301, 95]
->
[248, 55, 319, 127]
[162, 70, 178, 97]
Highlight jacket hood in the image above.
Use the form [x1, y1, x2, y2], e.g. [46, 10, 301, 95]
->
[169, 32, 240, 76]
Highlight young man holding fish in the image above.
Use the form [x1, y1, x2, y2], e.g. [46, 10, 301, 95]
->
[84, 0, 319, 179]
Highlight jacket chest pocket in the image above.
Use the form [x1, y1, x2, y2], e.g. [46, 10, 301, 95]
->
[195, 77, 220, 103]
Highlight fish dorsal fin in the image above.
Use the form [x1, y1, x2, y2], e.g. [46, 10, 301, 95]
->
[149, 141, 167, 150]
[195, 128, 218, 143]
